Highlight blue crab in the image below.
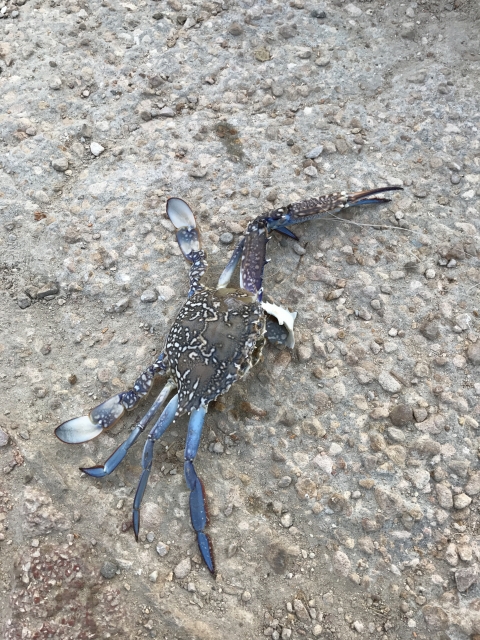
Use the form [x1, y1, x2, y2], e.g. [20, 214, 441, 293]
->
[55, 186, 401, 574]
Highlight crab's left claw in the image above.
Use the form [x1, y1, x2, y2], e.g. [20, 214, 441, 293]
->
[262, 301, 297, 349]
[167, 197, 200, 260]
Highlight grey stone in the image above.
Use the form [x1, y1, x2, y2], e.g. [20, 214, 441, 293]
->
[420, 321, 440, 341]
[52, 157, 69, 172]
[100, 560, 118, 579]
[378, 372, 402, 393]
[0, 427, 9, 447]
[113, 297, 130, 313]
[422, 605, 448, 630]
[140, 289, 157, 303]
[220, 232, 234, 244]
[455, 565, 478, 592]
[158, 107, 175, 118]
[389, 404, 413, 426]
[278, 24, 297, 39]
[386, 427, 405, 442]
[467, 343, 480, 365]
[228, 22, 243, 36]
[436, 484, 453, 509]
[49, 77, 62, 90]
[413, 408, 428, 423]
[174, 557, 191, 579]
[156, 542, 169, 557]
[17, 293, 31, 309]
[305, 145, 323, 159]
[448, 459, 470, 478]
[453, 493, 472, 509]
[37, 283, 59, 299]
[465, 472, 480, 496]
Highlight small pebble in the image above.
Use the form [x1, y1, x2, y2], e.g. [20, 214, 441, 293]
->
[156, 542, 169, 557]
[305, 145, 323, 159]
[280, 512, 293, 528]
[52, 157, 69, 172]
[100, 560, 118, 579]
[174, 557, 191, 579]
[228, 22, 243, 36]
[140, 289, 158, 303]
[90, 142, 105, 157]
[220, 232, 234, 245]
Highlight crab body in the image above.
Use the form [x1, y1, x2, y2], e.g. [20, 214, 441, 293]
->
[165, 286, 265, 415]
[55, 186, 401, 574]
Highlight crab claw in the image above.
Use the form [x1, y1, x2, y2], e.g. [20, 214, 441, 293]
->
[55, 415, 104, 444]
[55, 394, 125, 444]
[166, 197, 200, 259]
[167, 197, 196, 228]
[261, 301, 297, 349]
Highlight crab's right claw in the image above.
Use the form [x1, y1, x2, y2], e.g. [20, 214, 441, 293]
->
[167, 197, 200, 259]
[262, 301, 297, 349]
[55, 394, 125, 444]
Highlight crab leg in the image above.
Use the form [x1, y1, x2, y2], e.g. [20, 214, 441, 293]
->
[55, 353, 167, 444]
[132, 394, 179, 538]
[80, 380, 176, 478]
[183, 405, 215, 573]
[167, 197, 207, 296]
[239, 186, 403, 299]
[217, 237, 244, 289]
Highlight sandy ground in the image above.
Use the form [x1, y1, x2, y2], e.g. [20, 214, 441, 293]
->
[1, 0, 480, 638]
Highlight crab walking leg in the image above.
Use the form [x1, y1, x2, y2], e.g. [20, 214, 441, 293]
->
[183, 406, 215, 573]
[55, 353, 168, 444]
[132, 394, 179, 539]
[80, 380, 176, 478]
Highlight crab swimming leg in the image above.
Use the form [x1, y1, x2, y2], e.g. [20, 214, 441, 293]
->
[55, 353, 168, 444]
[183, 406, 215, 574]
[80, 380, 176, 478]
[132, 393, 179, 538]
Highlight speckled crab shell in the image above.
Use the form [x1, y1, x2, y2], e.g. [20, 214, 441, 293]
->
[164, 286, 265, 416]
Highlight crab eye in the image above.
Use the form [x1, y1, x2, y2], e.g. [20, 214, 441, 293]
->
[167, 198, 196, 229]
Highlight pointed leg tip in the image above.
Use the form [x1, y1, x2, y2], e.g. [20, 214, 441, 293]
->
[79, 466, 107, 478]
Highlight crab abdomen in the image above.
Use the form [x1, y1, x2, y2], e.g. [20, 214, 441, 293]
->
[165, 287, 264, 414]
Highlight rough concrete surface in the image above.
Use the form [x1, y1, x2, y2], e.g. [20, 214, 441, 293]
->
[1, 0, 480, 638]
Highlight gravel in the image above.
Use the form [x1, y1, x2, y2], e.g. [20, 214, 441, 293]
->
[1, 2, 479, 639]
